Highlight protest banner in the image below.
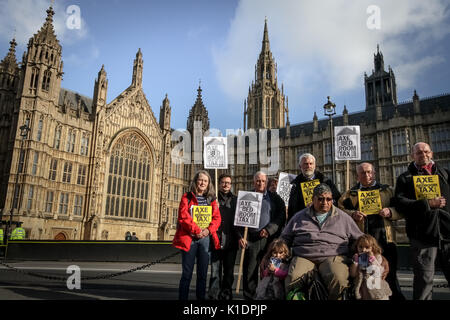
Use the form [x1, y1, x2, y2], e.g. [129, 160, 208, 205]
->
[203, 137, 228, 169]
[413, 175, 441, 200]
[300, 179, 321, 207]
[276, 172, 297, 206]
[334, 126, 361, 161]
[234, 191, 263, 293]
[358, 189, 382, 215]
[192, 205, 212, 229]
[234, 191, 263, 228]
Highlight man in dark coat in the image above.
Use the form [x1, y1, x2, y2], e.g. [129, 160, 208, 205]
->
[394, 142, 450, 300]
[238, 171, 286, 300]
[287, 153, 341, 222]
[208, 174, 239, 300]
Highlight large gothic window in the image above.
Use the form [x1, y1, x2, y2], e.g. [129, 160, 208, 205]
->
[105, 132, 151, 220]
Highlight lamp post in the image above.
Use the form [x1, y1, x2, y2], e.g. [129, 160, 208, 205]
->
[5, 123, 30, 241]
[323, 96, 336, 184]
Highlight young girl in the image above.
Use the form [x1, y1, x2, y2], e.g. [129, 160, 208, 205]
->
[350, 234, 392, 300]
[255, 239, 290, 300]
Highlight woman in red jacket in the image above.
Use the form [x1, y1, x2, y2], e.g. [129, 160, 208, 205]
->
[172, 170, 221, 300]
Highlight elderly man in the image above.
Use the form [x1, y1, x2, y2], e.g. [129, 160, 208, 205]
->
[287, 153, 341, 222]
[338, 162, 405, 300]
[238, 171, 286, 300]
[394, 142, 450, 300]
[281, 183, 363, 300]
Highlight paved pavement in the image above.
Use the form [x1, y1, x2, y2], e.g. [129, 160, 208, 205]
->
[0, 260, 448, 300]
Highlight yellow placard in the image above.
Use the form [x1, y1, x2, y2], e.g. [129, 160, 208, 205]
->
[300, 179, 321, 207]
[413, 175, 441, 200]
[358, 189, 382, 215]
[192, 205, 212, 229]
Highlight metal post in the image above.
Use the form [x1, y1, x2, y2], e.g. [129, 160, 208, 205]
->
[5, 123, 30, 242]
[330, 115, 336, 184]
[323, 97, 337, 184]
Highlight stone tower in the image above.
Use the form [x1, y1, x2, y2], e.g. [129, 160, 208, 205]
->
[0, 38, 20, 208]
[186, 84, 210, 176]
[19, 6, 63, 104]
[364, 45, 397, 110]
[245, 19, 287, 130]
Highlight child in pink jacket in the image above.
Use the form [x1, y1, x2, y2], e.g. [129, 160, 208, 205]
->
[255, 239, 290, 300]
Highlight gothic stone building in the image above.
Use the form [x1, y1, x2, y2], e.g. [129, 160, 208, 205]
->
[1, 11, 449, 242]
[0, 6, 190, 241]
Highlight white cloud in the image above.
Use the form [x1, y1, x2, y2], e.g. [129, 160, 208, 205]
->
[213, 0, 450, 108]
[0, 0, 89, 47]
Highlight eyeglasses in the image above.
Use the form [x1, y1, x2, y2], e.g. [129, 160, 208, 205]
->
[220, 181, 231, 185]
[317, 197, 333, 202]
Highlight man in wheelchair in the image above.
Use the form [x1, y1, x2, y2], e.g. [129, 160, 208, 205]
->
[281, 184, 364, 300]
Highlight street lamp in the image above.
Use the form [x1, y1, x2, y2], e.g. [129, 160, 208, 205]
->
[323, 96, 336, 184]
[5, 122, 30, 241]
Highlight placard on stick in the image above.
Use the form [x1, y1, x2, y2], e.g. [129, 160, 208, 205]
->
[204, 137, 228, 169]
[234, 191, 263, 229]
[334, 126, 361, 161]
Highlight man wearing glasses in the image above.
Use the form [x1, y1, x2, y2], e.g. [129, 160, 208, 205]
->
[208, 174, 239, 300]
[281, 183, 363, 300]
[338, 162, 405, 300]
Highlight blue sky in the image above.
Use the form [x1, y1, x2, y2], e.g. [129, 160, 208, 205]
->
[1, 0, 450, 132]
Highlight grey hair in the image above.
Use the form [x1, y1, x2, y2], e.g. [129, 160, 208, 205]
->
[253, 171, 267, 181]
[356, 162, 375, 174]
[298, 153, 316, 166]
[189, 170, 216, 198]
[312, 183, 332, 198]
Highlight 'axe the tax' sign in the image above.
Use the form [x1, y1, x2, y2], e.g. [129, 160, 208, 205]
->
[334, 126, 361, 161]
[204, 137, 228, 169]
[234, 191, 263, 229]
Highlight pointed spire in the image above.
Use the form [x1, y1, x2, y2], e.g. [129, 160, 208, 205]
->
[262, 17, 270, 53]
[374, 44, 384, 73]
[0, 38, 18, 71]
[343, 105, 348, 114]
[31, 5, 59, 47]
[132, 48, 144, 87]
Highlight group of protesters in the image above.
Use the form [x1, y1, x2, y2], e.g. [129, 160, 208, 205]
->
[172, 141, 450, 301]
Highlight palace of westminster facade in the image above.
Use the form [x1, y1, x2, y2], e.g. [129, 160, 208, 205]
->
[0, 7, 449, 241]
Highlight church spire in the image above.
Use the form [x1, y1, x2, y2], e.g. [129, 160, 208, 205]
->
[132, 48, 143, 87]
[245, 18, 286, 129]
[187, 83, 209, 133]
[262, 17, 270, 53]
[0, 38, 18, 72]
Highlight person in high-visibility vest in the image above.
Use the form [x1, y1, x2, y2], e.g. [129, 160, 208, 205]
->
[10, 224, 26, 240]
[0, 228, 4, 243]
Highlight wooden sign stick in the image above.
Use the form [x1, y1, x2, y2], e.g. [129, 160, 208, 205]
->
[346, 160, 350, 191]
[236, 226, 248, 294]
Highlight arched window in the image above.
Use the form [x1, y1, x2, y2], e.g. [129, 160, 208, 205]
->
[105, 132, 152, 220]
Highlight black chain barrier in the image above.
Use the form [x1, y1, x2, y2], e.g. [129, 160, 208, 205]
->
[0, 251, 180, 282]
[0, 252, 448, 289]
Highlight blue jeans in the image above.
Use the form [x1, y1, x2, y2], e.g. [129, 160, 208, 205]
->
[179, 236, 211, 300]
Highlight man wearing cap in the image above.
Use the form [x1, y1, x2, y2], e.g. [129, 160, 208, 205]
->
[281, 183, 363, 300]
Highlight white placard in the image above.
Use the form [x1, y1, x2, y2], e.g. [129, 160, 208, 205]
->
[276, 172, 297, 207]
[233, 191, 263, 229]
[203, 137, 228, 169]
[334, 125, 361, 161]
